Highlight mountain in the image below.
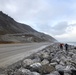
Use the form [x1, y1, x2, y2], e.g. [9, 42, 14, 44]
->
[0, 11, 57, 43]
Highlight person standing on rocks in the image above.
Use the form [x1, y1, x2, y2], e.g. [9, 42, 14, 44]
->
[64, 43, 69, 55]
[65, 43, 69, 51]
[59, 43, 64, 50]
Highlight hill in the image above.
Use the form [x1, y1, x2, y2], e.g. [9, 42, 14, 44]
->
[0, 11, 56, 43]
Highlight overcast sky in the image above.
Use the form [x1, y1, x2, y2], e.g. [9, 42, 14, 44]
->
[0, 0, 76, 42]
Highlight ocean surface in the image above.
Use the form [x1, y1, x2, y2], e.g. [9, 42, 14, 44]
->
[67, 42, 76, 46]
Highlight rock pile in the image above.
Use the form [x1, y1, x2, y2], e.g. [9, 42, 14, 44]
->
[1, 43, 76, 75]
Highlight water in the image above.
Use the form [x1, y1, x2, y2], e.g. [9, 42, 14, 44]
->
[67, 42, 76, 46]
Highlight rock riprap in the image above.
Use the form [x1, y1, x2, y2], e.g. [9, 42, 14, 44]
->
[1, 43, 76, 75]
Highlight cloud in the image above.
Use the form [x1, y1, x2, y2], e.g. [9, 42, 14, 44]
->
[55, 24, 76, 42]
[0, 0, 76, 42]
[33, 21, 68, 36]
[1, 0, 76, 24]
[51, 22, 68, 35]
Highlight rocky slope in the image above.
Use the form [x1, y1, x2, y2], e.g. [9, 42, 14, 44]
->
[0, 11, 56, 43]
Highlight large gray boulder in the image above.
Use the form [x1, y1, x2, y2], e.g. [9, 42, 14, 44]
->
[22, 59, 34, 68]
[72, 54, 76, 62]
[39, 64, 55, 74]
[41, 59, 49, 65]
[30, 63, 41, 72]
[39, 52, 50, 60]
[51, 57, 60, 64]
[55, 64, 65, 71]
[14, 68, 32, 75]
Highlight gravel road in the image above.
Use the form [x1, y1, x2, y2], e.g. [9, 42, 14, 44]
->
[0, 42, 51, 68]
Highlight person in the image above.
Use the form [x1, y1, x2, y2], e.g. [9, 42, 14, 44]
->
[59, 43, 64, 50]
[65, 43, 69, 51]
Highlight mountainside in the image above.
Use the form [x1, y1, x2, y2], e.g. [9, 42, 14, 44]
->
[0, 11, 36, 34]
[0, 11, 57, 43]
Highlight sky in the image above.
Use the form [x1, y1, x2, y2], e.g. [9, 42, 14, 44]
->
[0, 0, 76, 42]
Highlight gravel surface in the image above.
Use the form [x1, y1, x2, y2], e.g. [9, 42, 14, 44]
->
[0, 42, 51, 68]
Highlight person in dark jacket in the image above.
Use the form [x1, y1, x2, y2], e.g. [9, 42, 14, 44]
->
[65, 43, 69, 51]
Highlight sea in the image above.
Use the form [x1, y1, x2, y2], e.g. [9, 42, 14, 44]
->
[67, 42, 76, 46]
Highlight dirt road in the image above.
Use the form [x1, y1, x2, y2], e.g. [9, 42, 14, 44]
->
[0, 42, 51, 68]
